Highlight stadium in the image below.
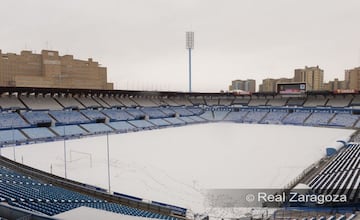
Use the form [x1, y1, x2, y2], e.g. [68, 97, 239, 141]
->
[0, 85, 360, 220]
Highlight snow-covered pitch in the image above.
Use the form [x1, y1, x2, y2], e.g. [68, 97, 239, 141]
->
[1, 123, 355, 215]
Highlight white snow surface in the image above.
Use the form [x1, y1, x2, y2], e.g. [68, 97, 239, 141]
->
[1, 122, 355, 215]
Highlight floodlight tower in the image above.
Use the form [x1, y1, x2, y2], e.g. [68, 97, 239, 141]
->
[186, 31, 194, 92]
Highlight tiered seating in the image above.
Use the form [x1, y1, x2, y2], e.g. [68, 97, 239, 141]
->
[50, 125, 88, 136]
[232, 97, 250, 106]
[0, 112, 29, 129]
[189, 97, 205, 105]
[350, 96, 360, 106]
[142, 108, 167, 118]
[304, 96, 328, 107]
[223, 110, 249, 122]
[200, 111, 213, 121]
[169, 97, 192, 106]
[266, 97, 288, 106]
[117, 97, 138, 107]
[286, 97, 305, 106]
[329, 113, 359, 127]
[161, 98, 179, 106]
[308, 143, 360, 201]
[213, 110, 230, 121]
[92, 96, 110, 108]
[131, 97, 157, 107]
[80, 109, 107, 121]
[49, 110, 90, 124]
[304, 112, 334, 126]
[204, 98, 219, 106]
[248, 98, 267, 106]
[108, 121, 136, 132]
[261, 111, 288, 124]
[170, 107, 194, 116]
[159, 108, 176, 117]
[54, 95, 83, 109]
[125, 108, 146, 119]
[163, 118, 186, 125]
[75, 96, 102, 108]
[242, 111, 268, 123]
[22, 111, 52, 125]
[80, 123, 113, 134]
[0, 166, 176, 219]
[21, 128, 56, 139]
[282, 111, 311, 125]
[128, 120, 154, 129]
[19, 95, 63, 110]
[178, 117, 195, 124]
[100, 96, 124, 107]
[218, 97, 234, 106]
[187, 107, 203, 115]
[188, 116, 207, 122]
[102, 109, 135, 121]
[326, 96, 352, 107]
[0, 95, 26, 109]
[0, 130, 27, 144]
[148, 119, 171, 127]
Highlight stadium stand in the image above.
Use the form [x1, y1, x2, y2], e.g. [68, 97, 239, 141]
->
[0, 95, 26, 110]
[117, 97, 138, 107]
[20, 95, 63, 110]
[128, 120, 155, 129]
[308, 143, 360, 202]
[54, 95, 84, 109]
[267, 96, 288, 106]
[0, 165, 178, 219]
[148, 118, 172, 127]
[223, 110, 249, 122]
[170, 107, 194, 116]
[187, 115, 207, 122]
[232, 96, 250, 106]
[0, 129, 27, 144]
[350, 96, 360, 107]
[160, 108, 176, 117]
[50, 125, 88, 137]
[304, 96, 328, 107]
[0, 112, 30, 129]
[80, 123, 114, 134]
[107, 121, 136, 133]
[21, 127, 56, 140]
[242, 110, 268, 123]
[200, 111, 213, 121]
[326, 95, 352, 107]
[282, 111, 311, 125]
[100, 96, 124, 107]
[261, 110, 288, 124]
[22, 111, 53, 125]
[286, 97, 306, 106]
[329, 113, 359, 127]
[189, 96, 206, 105]
[92, 96, 110, 108]
[80, 109, 107, 121]
[142, 107, 167, 118]
[178, 117, 195, 124]
[161, 97, 179, 106]
[218, 96, 234, 106]
[131, 97, 158, 107]
[102, 109, 135, 121]
[49, 110, 90, 124]
[304, 112, 335, 126]
[163, 118, 186, 126]
[169, 97, 192, 106]
[248, 97, 267, 106]
[126, 108, 146, 119]
[75, 96, 102, 108]
[204, 97, 219, 106]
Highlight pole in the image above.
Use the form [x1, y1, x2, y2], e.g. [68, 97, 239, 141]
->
[106, 132, 111, 193]
[63, 125, 67, 178]
[189, 48, 192, 93]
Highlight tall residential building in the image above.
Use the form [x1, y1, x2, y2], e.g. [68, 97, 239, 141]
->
[0, 49, 113, 89]
[259, 77, 293, 92]
[323, 78, 347, 91]
[345, 67, 360, 90]
[294, 66, 324, 91]
[229, 79, 256, 93]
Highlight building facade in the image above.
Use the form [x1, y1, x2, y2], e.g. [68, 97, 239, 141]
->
[259, 77, 293, 92]
[345, 67, 360, 90]
[0, 50, 113, 90]
[323, 78, 347, 91]
[229, 79, 256, 93]
[294, 66, 324, 91]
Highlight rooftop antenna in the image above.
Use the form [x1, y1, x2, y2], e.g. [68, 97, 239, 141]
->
[186, 31, 194, 92]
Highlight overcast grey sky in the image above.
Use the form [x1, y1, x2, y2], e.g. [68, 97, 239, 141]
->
[1, 0, 360, 92]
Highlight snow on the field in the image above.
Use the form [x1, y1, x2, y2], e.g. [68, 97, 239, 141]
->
[1, 123, 355, 215]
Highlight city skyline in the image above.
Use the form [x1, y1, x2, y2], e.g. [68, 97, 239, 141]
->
[1, 0, 360, 92]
